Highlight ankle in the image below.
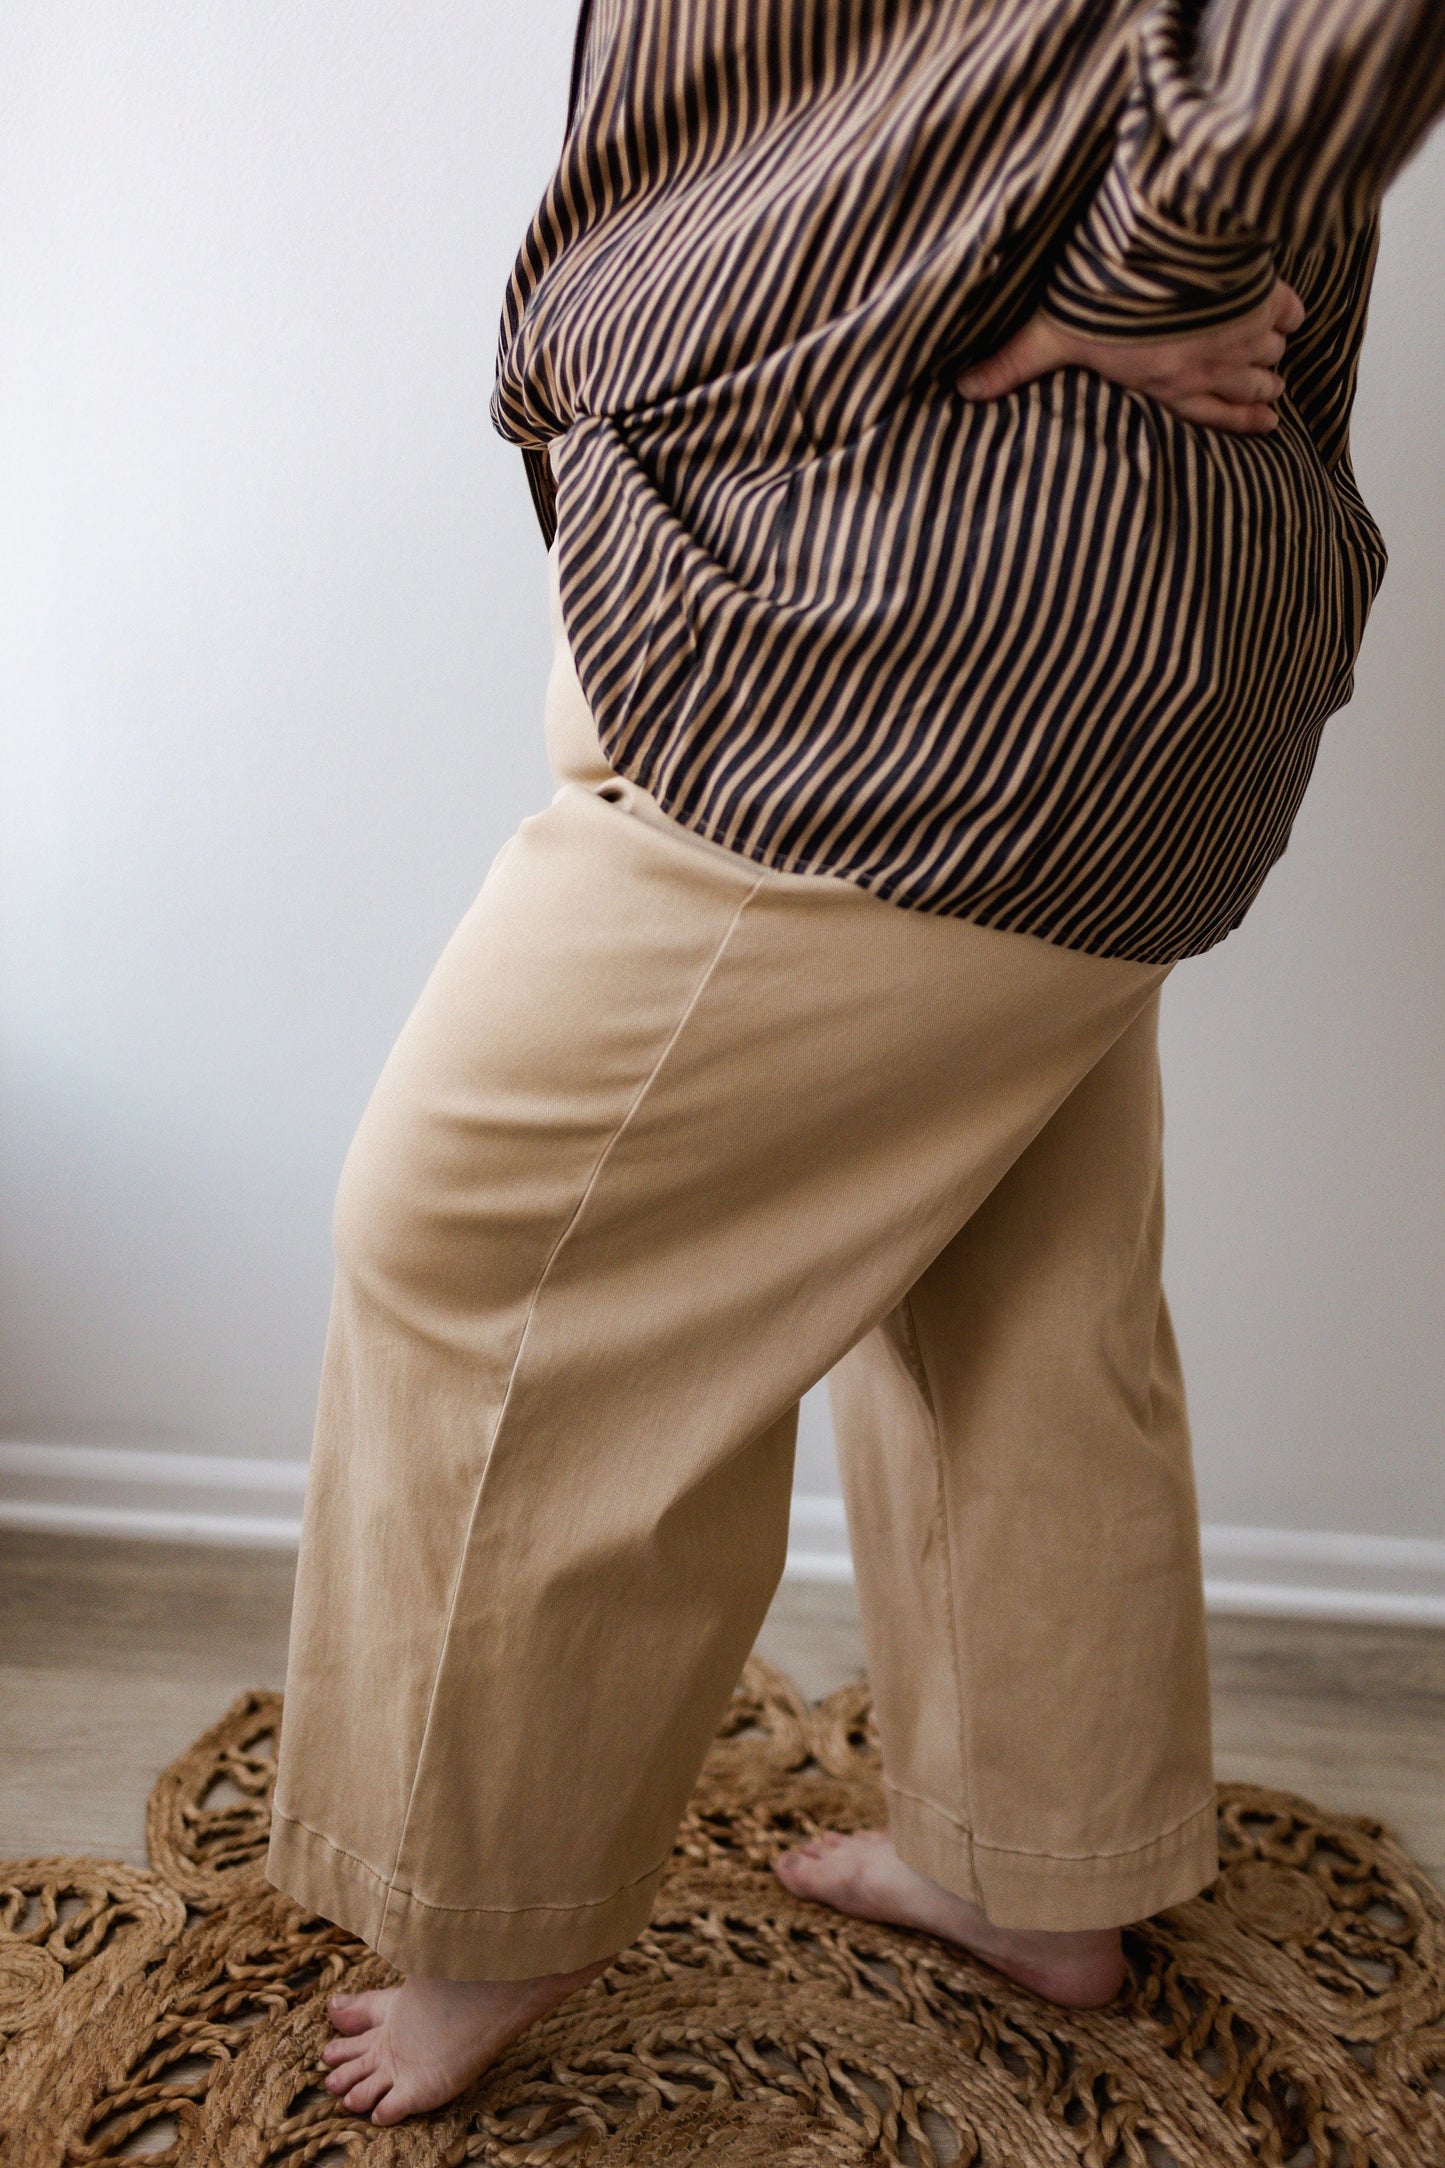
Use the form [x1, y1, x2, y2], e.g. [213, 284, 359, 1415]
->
[400, 1956, 611, 2003]
[995, 1921, 1120, 1955]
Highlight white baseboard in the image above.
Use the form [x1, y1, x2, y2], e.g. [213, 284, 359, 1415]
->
[4, 1447, 1444, 1625]
[0, 1442, 307, 1547]
[785, 1493, 854, 1583]
[1197, 1523, 1445, 1624]
[783, 1494, 1445, 1625]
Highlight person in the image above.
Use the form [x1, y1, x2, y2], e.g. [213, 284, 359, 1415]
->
[265, 0, 1445, 2129]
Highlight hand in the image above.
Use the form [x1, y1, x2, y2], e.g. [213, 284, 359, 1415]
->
[957, 281, 1307, 435]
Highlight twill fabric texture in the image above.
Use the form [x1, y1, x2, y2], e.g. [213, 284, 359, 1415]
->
[267, 594, 1214, 1979]
[493, 0, 1445, 961]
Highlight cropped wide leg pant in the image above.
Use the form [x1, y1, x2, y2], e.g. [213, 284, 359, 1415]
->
[267, 560, 1217, 1979]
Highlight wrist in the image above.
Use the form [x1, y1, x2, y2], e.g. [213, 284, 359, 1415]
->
[1044, 158, 1276, 343]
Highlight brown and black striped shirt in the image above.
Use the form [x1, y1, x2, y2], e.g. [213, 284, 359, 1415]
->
[493, 0, 1445, 961]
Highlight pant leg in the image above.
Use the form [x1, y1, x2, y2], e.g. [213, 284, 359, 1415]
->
[829, 994, 1216, 1934]
[268, 636, 1166, 1984]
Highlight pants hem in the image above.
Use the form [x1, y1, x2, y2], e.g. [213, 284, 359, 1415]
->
[266, 1809, 662, 1980]
[884, 1782, 1219, 1931]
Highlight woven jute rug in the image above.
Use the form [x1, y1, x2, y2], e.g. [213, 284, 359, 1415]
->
[2, 1662, 1444, 2167]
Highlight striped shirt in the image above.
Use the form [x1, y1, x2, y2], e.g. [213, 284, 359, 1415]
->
[493, 0, 1445, 961]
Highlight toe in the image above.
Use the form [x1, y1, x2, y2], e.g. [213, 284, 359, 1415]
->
[326, 2051, 373, 2095]
[329, 1991, 384, 2035]
[323, 2033, 374, 2066]
[343, 2070, 393, 2116]
[371, 2077, 433, 2128]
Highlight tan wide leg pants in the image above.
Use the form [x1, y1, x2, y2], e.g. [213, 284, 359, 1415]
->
[267, 562, 1217, 1979]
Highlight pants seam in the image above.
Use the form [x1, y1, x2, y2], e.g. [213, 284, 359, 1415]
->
[885, 1775, 1217, 1863]
[275, 1806, 669, 1920]
[272, 1806, 394, 1893]
[898, 1292, 979, 1870]
[377, 875, 767, 1950]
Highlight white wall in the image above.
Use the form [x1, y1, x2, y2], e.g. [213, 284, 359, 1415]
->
[1, 2, 565, 1454]
[3, 7, 1443, 1591]
[1160, 145, 1445, 1543]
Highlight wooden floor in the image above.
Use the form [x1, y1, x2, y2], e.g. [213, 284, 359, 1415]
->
[4, 1531, 1445, 1894]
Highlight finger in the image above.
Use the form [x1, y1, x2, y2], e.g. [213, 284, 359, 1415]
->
[1271, 281, 1306, 335]
[1205, 287, 1301, 366]
[1209, 367, 1285, 405]
[1170, 393, 1280, 435]
[956, 346, 1026, 399]
[1129, 357, 1266, 401]
[957, 319, 1063, 400]
[1207, 316, 1289, 368]
[1216, 325, 1287, 368]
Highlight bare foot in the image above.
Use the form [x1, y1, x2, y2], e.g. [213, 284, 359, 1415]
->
[773, 1830, 1125, 2008]
[321, 1959, 611, 2124]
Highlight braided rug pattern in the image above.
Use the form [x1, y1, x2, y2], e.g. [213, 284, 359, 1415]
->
[2, 1660, 1443, 2165]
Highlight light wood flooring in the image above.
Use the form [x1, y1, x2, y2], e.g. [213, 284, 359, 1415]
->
[3, 1531, 1444, 1894]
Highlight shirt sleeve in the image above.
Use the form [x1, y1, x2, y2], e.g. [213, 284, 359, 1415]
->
[1043, 0, 1445, 341]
